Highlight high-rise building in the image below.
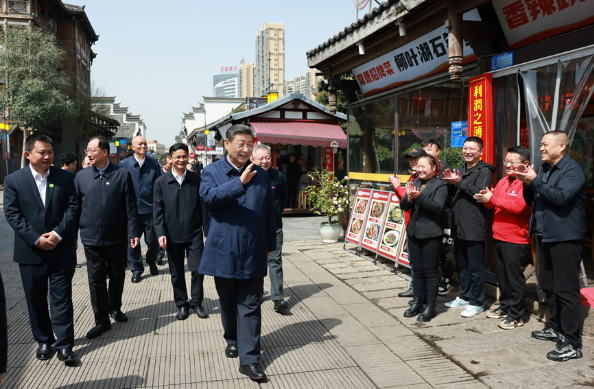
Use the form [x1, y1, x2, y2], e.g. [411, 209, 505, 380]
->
[284, 69, 323, 99]
[239, 62, 256, 98]
[213, 76, 239, 98]
[213, 73, 238, 89]
[254, 22, 285, 98]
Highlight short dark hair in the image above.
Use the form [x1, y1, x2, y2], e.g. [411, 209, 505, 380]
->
[61, 152, 78, 166]
[507, 146, 530, 161]
[464, 136, 483, 149]
[169, 143, 188, 154]
[160, 153, 171, 164]
[421, 139, 442, 150]
[89, 136, 109, 151]
[226, 124, 253, 142]
[25, 133, 53, 152]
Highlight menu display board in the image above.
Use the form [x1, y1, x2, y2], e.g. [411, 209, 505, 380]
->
[360, 191, 390, 252]
[345, 189, 372, 245]
[397, 235, 410, 268]
[377, 194, 406, 261]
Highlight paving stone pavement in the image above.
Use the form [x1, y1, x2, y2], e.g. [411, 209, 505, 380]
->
[0, 202, 593, 388]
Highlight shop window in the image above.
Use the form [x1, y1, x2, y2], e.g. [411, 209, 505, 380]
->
[397, 82, 468, 175]
[348, 96, 396, 175]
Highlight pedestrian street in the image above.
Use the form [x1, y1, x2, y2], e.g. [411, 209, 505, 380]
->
[0, 212, 593, 388]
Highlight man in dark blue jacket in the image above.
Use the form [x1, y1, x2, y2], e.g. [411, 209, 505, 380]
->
[154, 143, 208, 320]
[3, 134, 78, 365]
[119, 136, 162, 282]
[252, 144, 288, 312]
[75, 136, 140, 339]
[200, 125, 276, 382]
[517, 130, 586, 362]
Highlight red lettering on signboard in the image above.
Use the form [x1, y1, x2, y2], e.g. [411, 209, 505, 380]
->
[383, 61, 394, 75]
[502, 1, 530, 29]
[468, 73, 494, 165]
[357, 73, 366, 86]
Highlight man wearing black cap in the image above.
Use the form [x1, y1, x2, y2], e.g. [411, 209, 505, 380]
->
[390, 148, 427, 301]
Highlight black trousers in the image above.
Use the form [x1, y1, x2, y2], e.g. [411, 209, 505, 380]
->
[84, 242, 128, 326]
[537, 236, 583, 348]
[456, 239, 486, 307]
[439, 236, 455, 279]
[493, 239, 530, 320]
[0, 271, 6, 374]
[408, 236, 441, 300]
[19, 256, 75, 350]
[286, 181, 299, 208]
[166, 235, 205, 308]
[128, 213, 158, 275]
[214, 277, 263, 366]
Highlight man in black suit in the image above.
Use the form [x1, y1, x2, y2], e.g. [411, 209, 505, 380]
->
[75, 136, 140, 339]
[0, 269, 6, 383]
[3, 134, 78, 365]
[154, 143, 208, 321]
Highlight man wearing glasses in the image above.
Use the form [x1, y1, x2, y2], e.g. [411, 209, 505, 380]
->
[252, 144, 288, 312]
[75, 136, 140, 339]
[516, 131, 586, 362]
[119, 136, 162, 283]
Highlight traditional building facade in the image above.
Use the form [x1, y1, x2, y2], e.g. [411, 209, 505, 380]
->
[91, 97, 146, 140]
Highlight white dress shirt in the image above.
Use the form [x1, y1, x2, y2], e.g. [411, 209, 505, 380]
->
[227, 155, 243, 172]
[135, 154, 145, 168]
[173, 169, 187, 185]
[29, 165, 62, 244]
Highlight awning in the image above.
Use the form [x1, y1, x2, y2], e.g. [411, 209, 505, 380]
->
[251, 121, 347, 148]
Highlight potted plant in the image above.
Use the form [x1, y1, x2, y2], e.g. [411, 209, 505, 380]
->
[305, 168, 349, 243]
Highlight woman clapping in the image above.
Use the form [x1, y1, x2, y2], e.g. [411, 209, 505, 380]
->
[400, 155, 448, 322]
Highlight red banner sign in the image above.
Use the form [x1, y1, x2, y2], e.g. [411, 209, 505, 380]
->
[322, 147, 334, 172]
[468, 73, 494, 165]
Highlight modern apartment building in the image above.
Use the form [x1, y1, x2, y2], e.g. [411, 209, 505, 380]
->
[213, 76, 239, 98]
[239, 62, 256, 98]
[254, 22, 285, 98]
[285, 69, 323, 99]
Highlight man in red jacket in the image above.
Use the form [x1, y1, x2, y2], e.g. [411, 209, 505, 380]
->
[474, 146, 531, 329]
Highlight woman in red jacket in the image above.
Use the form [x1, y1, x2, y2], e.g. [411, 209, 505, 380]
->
[474, 146, 531, 330]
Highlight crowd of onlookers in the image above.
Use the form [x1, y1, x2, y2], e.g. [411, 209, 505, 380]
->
[389, 131, 587, 362]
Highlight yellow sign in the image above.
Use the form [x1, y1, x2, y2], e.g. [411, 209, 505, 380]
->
[0, 123, 9, 131]
[349, 172, 410, 182]
[115, 141, 120, 146]
[204, 130, 209, 135]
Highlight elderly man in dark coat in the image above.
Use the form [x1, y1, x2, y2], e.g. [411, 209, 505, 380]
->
[199, 124, 276, 382]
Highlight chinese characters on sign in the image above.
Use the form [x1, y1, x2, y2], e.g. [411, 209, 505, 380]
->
[494, 0, 594, 49]
[352, 10, 480, 97]
[322, 147, 334, 172]
[468, 74, 494, 165]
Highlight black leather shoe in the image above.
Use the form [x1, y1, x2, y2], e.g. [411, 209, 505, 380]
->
[417, 299, 436, 322]
[149, 263, 159, 276]
[191, 305, 209, 319]
[156, 257, 163, 266]
[56, 348, 76, 365]
[75, 263, 82, 268]
[131, 274, 142, 283]
[404, 296, 424, 317]
[239, 363, 266, 381]
[110, 310, 128, 322]
[225, 344, 238, 358]
[176, 306, 189, 320]
[86, 323, 111, 339]
[408, 296, 428, 306]
[398, 288, 414, 298]
[273, 300, 288, 312]
[36, 343, 54, 360]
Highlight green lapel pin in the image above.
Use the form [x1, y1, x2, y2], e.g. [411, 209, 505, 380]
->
[49, 183, 54, 188]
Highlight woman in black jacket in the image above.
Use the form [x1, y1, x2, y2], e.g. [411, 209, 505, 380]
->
[400, 155, 448, 322]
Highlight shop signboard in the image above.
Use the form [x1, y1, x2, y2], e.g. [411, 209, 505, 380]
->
[360, 190, 390, 253]
[493, 0, 594, 49]
[345, 189, 372, 245]
[451, 121, 468, 148]
[377, 194, 407, 262]
[109, 142, 117, 158]
[352, 10, 480, 97]
[468, 74, 494, 165]
[491, 51, 514, 71]
[322, 147, 334, 172]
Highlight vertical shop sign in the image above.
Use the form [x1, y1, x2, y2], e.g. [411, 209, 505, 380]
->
[345, 189, 372, 245]
[468, 74, 494, 165]
[322, 147, 334, 172]
[377, 194, 407, 262]
[360, 191, 391, 253]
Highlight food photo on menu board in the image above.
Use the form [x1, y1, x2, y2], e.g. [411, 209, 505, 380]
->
[360, 191, 390, 252]
[345, 189, 372, 244]
[377, 194, 406, 261]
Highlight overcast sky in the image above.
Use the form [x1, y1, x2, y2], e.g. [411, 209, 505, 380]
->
[83, 0, 359, 147]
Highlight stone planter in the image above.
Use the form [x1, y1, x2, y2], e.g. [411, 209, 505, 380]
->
[320, 222, 342, 243]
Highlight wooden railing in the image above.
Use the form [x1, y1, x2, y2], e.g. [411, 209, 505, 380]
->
[8, 0, 28, 14]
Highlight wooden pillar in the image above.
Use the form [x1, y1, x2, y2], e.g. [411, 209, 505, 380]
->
[448, 0, 463, 80]
[328, 77, 337, 115]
